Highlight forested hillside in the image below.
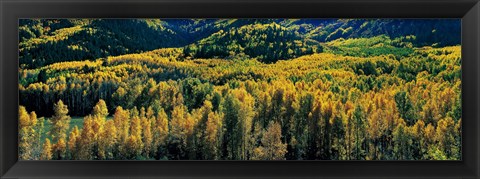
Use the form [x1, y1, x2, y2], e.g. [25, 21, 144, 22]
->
[183, 23, 322, 63]
[20, 19, 188, 68]
[18, 19, 461, 161]
[20, 19, 460, 68]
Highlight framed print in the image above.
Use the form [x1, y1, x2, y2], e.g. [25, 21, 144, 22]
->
[16, 18, 463, 161]
[1, 0, 480, 178]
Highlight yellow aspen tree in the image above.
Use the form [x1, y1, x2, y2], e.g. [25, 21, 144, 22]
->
[19, 106, 37, 160]
[93, 99, 108, 126]
[93, 99, 109, 118]
[99, 120, 117, 159]
[140, 107, 146, 120]
[330, 101, 346, 160]
[88, 116, 103, 159]
[424, 123, 436, 146]
[435, 118, 448, 148]
[352, 104, 366, 160]
[19, 106, 30, 128]
[92, 100, 109, 158]
[153, 108, 168, 158]
[170, 104, 187, 142]
[231, 88, 255, 160]
[256, 91, 272, 128]
[50, 100, 71, 142]
[392, 119, 408, 160]
[113, 106, 129, 139]
[53, 138, 67, 160]
[40, 138, 53, 160]
[113, 106, 130, 158]
[411, 120, 426, 159]
[32, 116, 45, 160]
[77, 115, 95, 160]
[169, 104, 189, 159]
[146, 106, 155, 120]
[67, 126, 80, 159]
[125, 135, 141, 159]
[142, 116, 153, 158]
[252, 121, 287, 160]
[320, 98, 335, 159]
[366, 94, 388, 160]
[184, 111, 197, 159]
[127, 116, 143, 159]
[435, 117, 455, 158]
[104, 120, 118, 153]
[205, 111, 223, 159]
[191, 100, 214, 159]
[184, 113, 195, 137]
[30, 112, 38, 129]
[130, 116, 142, 139]
[280, 83, 299, 160]
[344, 101, 355, 160]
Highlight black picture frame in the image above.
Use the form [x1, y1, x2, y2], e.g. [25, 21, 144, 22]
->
[1, 0, 479, 178]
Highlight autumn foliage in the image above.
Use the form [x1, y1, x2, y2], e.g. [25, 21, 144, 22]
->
[19, 19, 461, 160]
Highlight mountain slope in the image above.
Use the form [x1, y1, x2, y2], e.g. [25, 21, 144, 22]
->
[183, 22, 322, 63]
[19, 19, 190, 69]
[19, 19, 461, 69]
[306, 19, 461, 46]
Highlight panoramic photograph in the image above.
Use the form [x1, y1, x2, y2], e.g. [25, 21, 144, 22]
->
[18, 19, 461, 160]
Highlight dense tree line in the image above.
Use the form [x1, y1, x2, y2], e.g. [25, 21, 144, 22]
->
[19, 43, 461, 160]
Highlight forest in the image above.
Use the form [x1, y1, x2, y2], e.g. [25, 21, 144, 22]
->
[19, 19, 461, 160]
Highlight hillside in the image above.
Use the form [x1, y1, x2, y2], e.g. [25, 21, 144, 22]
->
[19, 19, 274, 68]
[19, 19, 461, 68]
[183, 22, 322, 63]
[19, 44, 461, 160]
[305, 19, 461, 46]
[20, 19, 189, 68]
